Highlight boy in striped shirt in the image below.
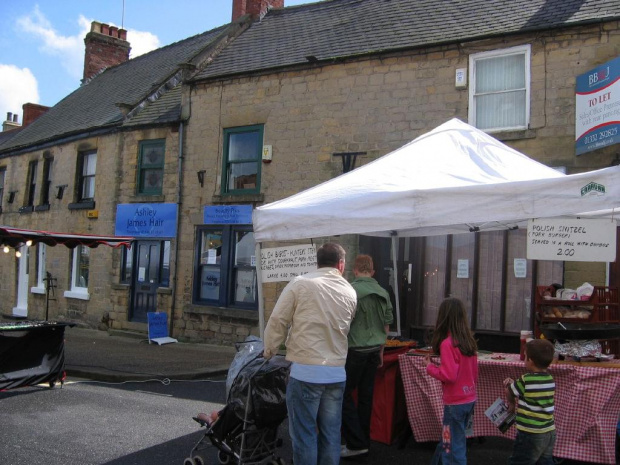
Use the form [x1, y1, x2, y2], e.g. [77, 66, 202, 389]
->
[503, 339, 556, 465]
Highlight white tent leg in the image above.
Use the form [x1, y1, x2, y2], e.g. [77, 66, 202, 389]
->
[391, 234, 402, 337]
[255, 242, 265, 340]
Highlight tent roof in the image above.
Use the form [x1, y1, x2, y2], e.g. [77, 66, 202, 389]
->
[253, 119, 620, 242]
[0, 226, 134, 249]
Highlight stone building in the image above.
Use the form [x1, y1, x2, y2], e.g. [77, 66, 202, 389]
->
[0, 0, 618, 351]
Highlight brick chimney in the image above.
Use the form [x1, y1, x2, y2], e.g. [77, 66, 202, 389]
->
[22, 103, 50, 127]
[232, 0, 284, 21]
[83, 21, 131, 81]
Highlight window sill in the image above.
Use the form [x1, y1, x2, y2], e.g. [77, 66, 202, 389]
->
[63, 290, 90, 300]
[133, 194, 165, 202]
[30, 287, 46, 295]
[68, 200, 95, 210]
[35, 204, 50, 212]
[211, 193, 264, 204]
[111, 283, 130, 290]
[185, 304, 259, 321]
[157, 287, 172, 295]
[488, 128, 537, 142]
[18, 206, 34, 214]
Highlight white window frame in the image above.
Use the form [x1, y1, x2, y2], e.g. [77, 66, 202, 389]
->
[468, 44, 531, 132]
[64, 245, 90, 300]
[31, 243, 47, 294]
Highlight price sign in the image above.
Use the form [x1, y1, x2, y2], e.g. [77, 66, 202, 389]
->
[526, 218, 616, 262]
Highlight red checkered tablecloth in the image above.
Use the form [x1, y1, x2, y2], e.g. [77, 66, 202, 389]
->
[399, 353, 620, 464]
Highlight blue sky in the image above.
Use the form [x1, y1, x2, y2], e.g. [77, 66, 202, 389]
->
[0, 0, 315, 125]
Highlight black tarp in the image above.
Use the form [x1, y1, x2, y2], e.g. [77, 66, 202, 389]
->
[0, 321, 74, 390]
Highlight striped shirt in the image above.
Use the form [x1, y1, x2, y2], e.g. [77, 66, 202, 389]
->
[509, 372, 555, 434]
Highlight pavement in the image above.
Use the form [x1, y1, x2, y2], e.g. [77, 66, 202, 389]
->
[64, 326, 238, 382]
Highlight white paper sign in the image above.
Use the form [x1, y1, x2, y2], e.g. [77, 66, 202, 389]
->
[514, 259, 527, 278]
[260, 245, 317, 282]
[207, 249, 217, 264]
[526, 218, 616, 262]
[457, 259, 469, 278]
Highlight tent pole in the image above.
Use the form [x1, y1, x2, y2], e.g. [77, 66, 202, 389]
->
[390, 234, 401, 337]
[255, 242, 265, 340]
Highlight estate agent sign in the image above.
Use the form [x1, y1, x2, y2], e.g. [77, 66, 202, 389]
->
[575, 55, 620, 155]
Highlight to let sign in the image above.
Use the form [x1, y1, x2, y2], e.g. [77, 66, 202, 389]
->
[526, 218, 617, 262]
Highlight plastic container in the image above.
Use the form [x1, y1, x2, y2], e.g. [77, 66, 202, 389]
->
[520, 330, 533, 361]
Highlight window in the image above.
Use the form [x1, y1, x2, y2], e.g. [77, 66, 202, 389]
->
[78, 150, 97, 201]
[0, 168, 5, 209]
[222, 125, 263, 194]
[31, 243, 47, 294]
[469, 45, 530, 132]
[194, 226, 257, 309]
[138, 139, 165, 195]
[120, 245, 133, 284]
[40, 157, 53, 205]
[64, 245, 90, 300]
[26, 161, 38, 207]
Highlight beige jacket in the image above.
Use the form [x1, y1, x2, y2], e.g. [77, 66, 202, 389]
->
[263, 267, 357, 366]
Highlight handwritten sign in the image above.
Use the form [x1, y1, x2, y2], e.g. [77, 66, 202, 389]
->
[260, 245, 317, 282]
[147, 312, 168, 339]
[526, 218, 616, 262]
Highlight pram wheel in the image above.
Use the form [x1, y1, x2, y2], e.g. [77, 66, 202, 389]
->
[269, 459, 286, 465]
[217, 450, 232, 465]
[183, 456, 204, 465]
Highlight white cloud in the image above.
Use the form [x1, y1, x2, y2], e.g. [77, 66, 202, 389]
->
[17, 6, 86, 80]
[0, 65, 39, 125]
[126, 29, 161, 58]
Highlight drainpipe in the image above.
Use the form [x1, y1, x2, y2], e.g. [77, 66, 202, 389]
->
[169, 120, 184, 338]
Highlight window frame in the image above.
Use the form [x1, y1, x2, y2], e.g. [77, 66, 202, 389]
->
[77, 150, 97, 202]
[31, 243, 47, 294]
[193, 225, 257, 310]
[40, 157, 53, 206]
[64, 245, 90, 300]
[26, 160, 38, 207]
[221, 125, 263, 195]
[468, 44, 531, 133]
[137, 139, 165, 195]
[0, 168, 5, 211]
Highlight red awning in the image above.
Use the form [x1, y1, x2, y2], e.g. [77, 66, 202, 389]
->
[0, 225, 134, 249]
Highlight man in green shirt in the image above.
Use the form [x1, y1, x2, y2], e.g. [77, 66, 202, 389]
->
[341, 255, 394, 459]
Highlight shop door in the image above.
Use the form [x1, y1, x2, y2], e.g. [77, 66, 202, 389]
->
[130, 241, 162, 323]
[12, 245, 29, 317]
[609, 226, 620, 290]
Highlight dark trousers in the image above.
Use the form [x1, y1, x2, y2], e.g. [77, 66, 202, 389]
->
[341, 348, 381, 450]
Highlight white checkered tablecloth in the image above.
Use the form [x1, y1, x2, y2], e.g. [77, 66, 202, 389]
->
[399, 353, 620, 464]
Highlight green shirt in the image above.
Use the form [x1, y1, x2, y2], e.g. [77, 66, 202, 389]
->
[510, 371, 555, 434]
[348, 276, 394, 348]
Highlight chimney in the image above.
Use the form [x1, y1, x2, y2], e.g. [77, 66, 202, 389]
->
[3, 112, 21, 132]
[83, 21, 131, 81]
[22, 103, 50, 127]
[232, 0, 284, 22]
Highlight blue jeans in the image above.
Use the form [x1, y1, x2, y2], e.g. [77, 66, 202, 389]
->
[431, 401, 475, 465]
[342, 348, 381, 450]
[509, 430, 556, 465]
[286, 377, 345, 465]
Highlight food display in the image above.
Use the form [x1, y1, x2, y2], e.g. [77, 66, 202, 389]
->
[384, 338, 417, 348]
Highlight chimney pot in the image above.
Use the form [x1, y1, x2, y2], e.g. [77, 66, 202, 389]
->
[119, 29, 127, 41]
[109, 25, 118, 37]
[101, 23, 110, 35]
[13, 114, 18, 123]
[6, 112, 11, 122]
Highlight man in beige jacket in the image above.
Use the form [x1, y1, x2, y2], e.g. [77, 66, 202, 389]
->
[263, 242, 357, 465]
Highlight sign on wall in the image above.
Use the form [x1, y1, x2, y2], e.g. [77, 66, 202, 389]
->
[260, 244, 317, 282]
[526, 218, 617, 262]
[115, 203, 177, 237]
[204, 205, 253, 224]
[575, 56, 620, 155]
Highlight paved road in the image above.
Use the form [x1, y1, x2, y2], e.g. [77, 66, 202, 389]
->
[0, 374, 529, 465]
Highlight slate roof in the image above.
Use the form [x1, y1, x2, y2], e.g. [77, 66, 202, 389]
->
[0, 25, 228, 155]
[194, 0, 620, 81]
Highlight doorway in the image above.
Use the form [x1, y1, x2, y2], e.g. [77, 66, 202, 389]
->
[129, 240, 167, 323]
[13, 245, 29, 317]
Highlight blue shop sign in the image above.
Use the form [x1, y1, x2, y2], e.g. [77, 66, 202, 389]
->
[115, 203, 177, 237]
[204, 205, 253, 225]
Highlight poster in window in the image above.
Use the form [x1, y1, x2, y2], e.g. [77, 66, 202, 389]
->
[200, 268, 220, 300]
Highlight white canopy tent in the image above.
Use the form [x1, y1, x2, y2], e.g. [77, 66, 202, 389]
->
[253, 118, 620, 335]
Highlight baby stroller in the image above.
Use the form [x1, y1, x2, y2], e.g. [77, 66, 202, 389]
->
[184, 338, 290, 465]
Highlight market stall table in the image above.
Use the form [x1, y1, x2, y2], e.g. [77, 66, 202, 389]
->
[0, 321, 74, 390]
[399, 352, 620, 464]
